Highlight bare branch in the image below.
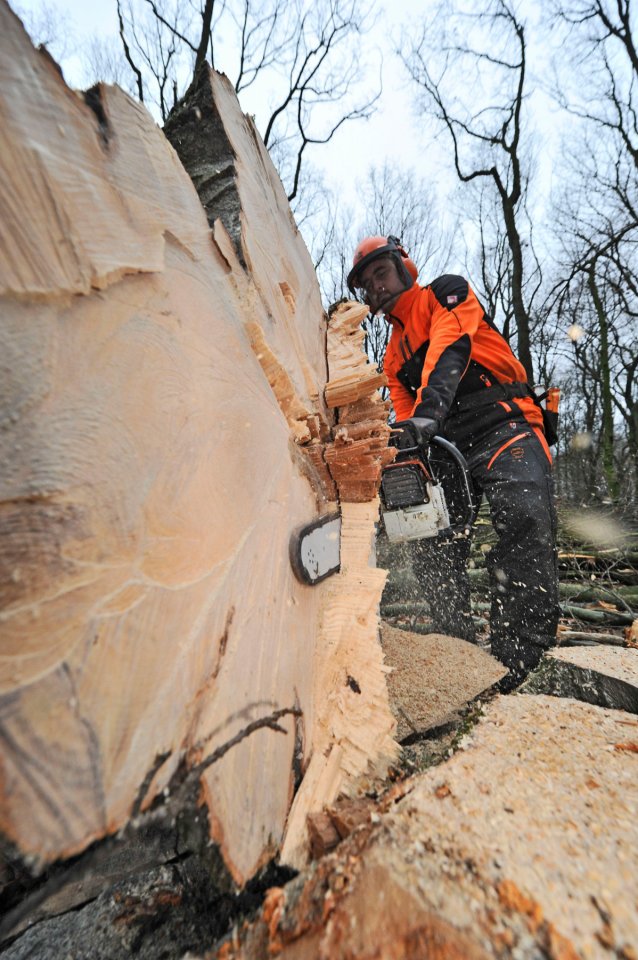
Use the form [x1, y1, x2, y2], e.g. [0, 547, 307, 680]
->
[400, 0, 535, 377]
[142, 0, 197, 51]
[117, 0, 144, 103]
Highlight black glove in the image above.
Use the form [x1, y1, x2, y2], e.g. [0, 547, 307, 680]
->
[391, 417, 439, 450]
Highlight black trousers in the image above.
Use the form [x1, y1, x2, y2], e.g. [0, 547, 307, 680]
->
[408, 412, 559, 678]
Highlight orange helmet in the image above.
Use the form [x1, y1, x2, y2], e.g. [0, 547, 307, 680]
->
[347, 235, 418, 312]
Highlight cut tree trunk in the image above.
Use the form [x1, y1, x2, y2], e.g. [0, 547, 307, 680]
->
[219, 695, 638, 960]
[380, 624, 506, 741]
[522, 645, 638, 713]
[0, 0, 396, 916]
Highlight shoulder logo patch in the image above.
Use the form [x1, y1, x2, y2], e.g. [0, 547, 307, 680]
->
[447, 295, 458, 305]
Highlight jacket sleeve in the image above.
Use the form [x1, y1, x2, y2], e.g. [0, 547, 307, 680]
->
[385, 365, 415, 422]
[412, 275, 482, 422]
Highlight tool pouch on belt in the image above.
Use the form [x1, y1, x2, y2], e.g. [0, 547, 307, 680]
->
[533, 386, 560, 446]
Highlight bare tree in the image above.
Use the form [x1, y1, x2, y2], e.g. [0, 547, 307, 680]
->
[544, 0, 638, 502]
[549, 0, 638, 168]
[354, 164, 453, 377]
[258, 0, 381, 202]
[316, 162, 450, 418]
[548, 151, 638, 500]
[400, 0, 539, 380]
[11, 0, 75, 62]
[318, 162, 448, 301]
[107, 0, 380, 201]
[113, 0, 191, 120]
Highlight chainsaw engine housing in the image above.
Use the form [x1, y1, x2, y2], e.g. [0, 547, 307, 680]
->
[383, 484, 451, 541]
[380, 435, 476, 544]
[381, 458, 451, 542]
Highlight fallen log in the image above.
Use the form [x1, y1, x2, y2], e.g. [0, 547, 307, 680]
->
[380, 602, 429, 617]
[469, 600, 637, 629]
[0, 1, 396, 923]
[558, 568, 638, 585]
[219, 696, 638, 959]
[380, 613, 489, 632]
[560, 603, 636, 625]
[558, 582, 638, 606]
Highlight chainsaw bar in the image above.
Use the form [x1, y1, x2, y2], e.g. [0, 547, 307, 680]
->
[289, 513, 341, 586]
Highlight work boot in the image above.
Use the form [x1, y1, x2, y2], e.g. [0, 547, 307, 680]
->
[491, 641, 545, 693]
[495, 666, 529, 694]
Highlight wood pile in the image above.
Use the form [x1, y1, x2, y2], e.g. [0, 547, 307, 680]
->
[380, 504, 638, 649]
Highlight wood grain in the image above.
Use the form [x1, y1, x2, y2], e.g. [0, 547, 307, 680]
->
[0, 4, 397, 888]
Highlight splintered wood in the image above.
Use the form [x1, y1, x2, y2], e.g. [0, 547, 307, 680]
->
[324, 303, 387, 408]
[0, 2, 397, 894]
[323, 302, 396, 503]
[281, 303, 399, 870]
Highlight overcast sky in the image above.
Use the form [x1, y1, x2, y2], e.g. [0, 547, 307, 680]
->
[10, 0, 458, 193]
[9, 0, 565, 285]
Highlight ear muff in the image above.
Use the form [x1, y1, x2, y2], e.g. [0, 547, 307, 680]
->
[402, 253, 418, 282]
[387, 235, 418, 283]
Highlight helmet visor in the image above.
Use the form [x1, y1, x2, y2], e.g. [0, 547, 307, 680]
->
[350, 253, 411, 315]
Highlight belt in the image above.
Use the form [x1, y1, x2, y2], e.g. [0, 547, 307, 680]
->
[451, 381, 533, 415]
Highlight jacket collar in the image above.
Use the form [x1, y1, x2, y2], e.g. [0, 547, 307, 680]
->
[385, 283, 421, 326]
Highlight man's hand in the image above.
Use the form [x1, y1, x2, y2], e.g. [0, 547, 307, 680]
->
[409, 417, 439, 445]
[391, 417, 439, 449]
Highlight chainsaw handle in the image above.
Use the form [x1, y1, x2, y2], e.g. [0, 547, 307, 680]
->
[427, 435, 477, 538]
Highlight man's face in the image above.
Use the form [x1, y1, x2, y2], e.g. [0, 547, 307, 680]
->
[358, 256, 404, 314]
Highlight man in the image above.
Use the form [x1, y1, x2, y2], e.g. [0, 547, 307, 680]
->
[347, 235, 559, 690]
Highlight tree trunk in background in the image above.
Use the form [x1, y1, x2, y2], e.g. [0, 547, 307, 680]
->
[0, 0, 397, 909]
[588, 265, 618, 499]
[503, 196, 533, 382]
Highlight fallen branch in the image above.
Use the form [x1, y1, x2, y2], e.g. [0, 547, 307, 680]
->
[560, 604, 635, 626]
[557, 630, 627, 647]
[559, 582, 638, 609]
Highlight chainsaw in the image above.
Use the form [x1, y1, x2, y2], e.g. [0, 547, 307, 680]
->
[289, 429, 476, 585]
[380, 430, 476, 544]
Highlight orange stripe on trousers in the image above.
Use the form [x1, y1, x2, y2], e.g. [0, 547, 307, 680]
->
[487, 432, 530, 470]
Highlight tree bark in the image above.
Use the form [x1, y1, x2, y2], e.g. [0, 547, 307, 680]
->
[588, 264, 618, 497]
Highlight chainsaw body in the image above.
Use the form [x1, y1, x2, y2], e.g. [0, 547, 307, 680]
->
[380, 434, 476, 544]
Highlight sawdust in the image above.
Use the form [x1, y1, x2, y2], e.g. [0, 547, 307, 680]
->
[380, 622, 507, 740]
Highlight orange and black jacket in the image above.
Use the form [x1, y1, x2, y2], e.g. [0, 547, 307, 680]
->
[383, 275, 547, 447]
